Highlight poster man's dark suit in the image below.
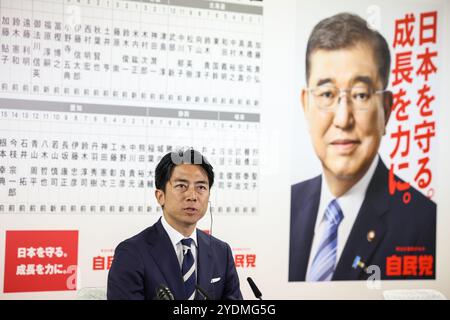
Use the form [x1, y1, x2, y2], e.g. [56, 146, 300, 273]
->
[289, 159, 436, 281]
[108, 218, 242, 299]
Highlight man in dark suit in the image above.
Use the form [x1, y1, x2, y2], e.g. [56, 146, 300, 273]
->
[108, 149, 243, 299]
[289, 13, 436, 281]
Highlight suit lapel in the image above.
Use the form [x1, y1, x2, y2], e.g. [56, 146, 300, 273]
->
[147, 219, 185, 299]
[196, 231, 213, 299]
[333, 160, 390, 280]
[289, 176, 321, 281]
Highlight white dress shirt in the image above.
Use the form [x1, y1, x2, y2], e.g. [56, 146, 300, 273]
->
[306, 156, 379, 281]
[161, 214, 198, 279]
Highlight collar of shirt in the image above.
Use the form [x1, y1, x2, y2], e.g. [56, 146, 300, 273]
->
[315, 155, 379, 234]
[307, 155, 379, 276]
[161, 214, 198, 267]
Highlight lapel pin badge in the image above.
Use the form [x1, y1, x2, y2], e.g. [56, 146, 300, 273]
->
[367, 230, 376, 242]
[352, 255, 367, 272]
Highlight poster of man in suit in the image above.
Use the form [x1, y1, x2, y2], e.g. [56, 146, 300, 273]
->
[288, 11, 437, 282]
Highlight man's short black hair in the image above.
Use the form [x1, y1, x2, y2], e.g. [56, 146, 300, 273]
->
[306, 12, 391, 89]
[155, 148, 214, 192]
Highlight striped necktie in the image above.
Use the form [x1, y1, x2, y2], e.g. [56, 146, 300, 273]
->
[181, 238, 196, 300]
[307, 199, 344, 281]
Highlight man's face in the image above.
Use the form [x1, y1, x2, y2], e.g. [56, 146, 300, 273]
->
[155, 164, 210, 234]
[302, 45, 391, 187]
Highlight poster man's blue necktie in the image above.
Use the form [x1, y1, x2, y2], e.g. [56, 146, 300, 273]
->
[181, 238, 196, 300]
[307, 199, 344, 281]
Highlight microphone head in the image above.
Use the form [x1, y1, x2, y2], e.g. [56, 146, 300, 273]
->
[155, 284, 174, 300]
[247, 277, 262, 299]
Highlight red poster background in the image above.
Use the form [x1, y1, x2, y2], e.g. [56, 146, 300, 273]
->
[3, 230, 79, 293]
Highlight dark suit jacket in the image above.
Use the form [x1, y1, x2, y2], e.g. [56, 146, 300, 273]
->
[107, 218, 243, 300]
[289, 159, 436, 281]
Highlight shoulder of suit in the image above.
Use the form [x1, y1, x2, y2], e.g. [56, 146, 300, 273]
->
[374, 159, 435, 211]
[390, 181, 436, 214]
[116, 225, 156, 248]
[291, 175, 321, 193]
[197, 229, 230, 249]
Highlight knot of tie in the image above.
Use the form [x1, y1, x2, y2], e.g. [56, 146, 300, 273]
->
[181, 238, 193, 254]
[325, 199, 344, 226]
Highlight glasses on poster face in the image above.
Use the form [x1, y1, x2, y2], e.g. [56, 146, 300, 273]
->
[307, 84, 387, 112]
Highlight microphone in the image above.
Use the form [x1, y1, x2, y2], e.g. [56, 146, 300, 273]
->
[195, 284, 211, 300]
[155, 284, 174, 300]
[247, 277, 262, 300]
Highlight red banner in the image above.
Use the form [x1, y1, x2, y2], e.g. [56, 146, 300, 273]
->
[3, 230, 78, 293]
